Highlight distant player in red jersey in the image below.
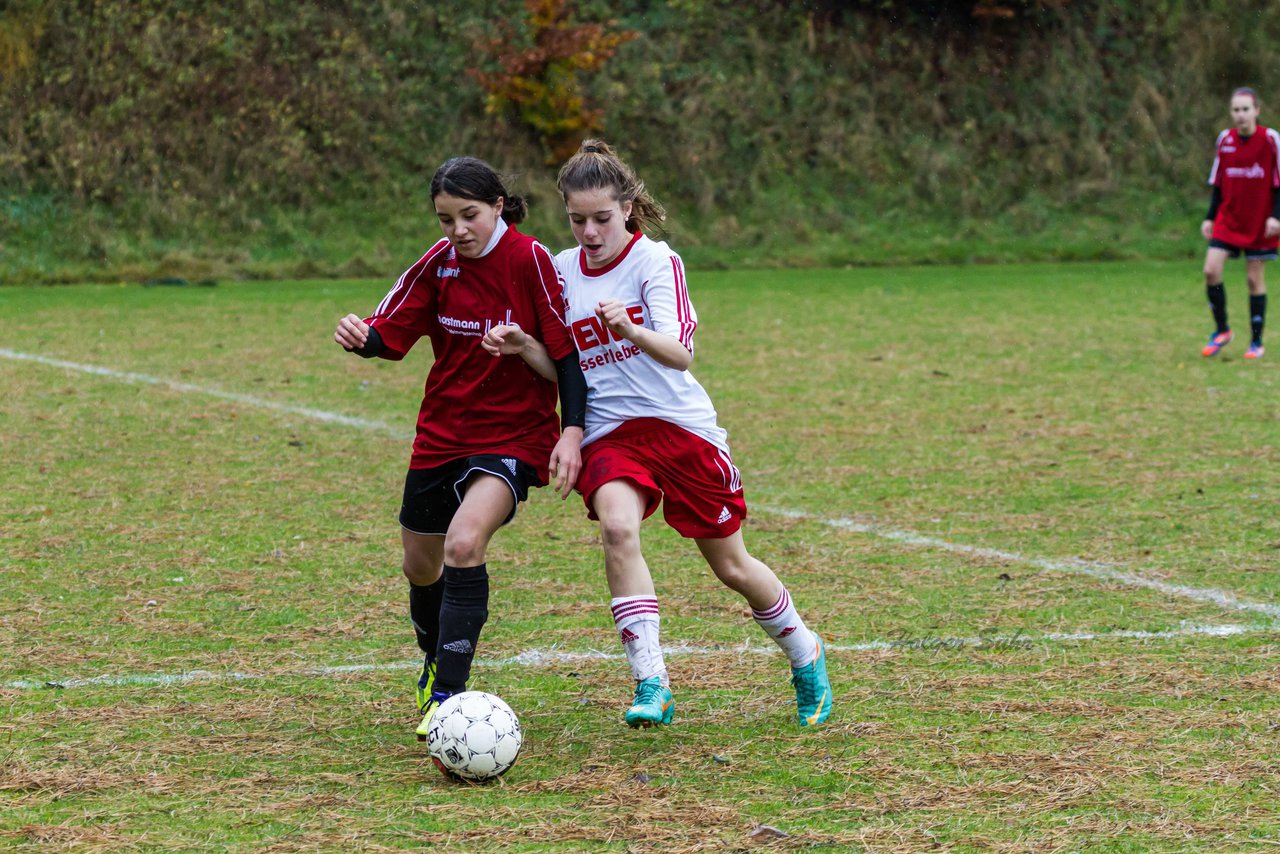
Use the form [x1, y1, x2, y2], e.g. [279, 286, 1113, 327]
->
[333, 156, 587, 744]
[1201, 87, 1276, 359]
[549, 140, 832, 728]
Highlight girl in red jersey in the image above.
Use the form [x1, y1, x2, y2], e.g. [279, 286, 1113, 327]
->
[1200, 86, 1277, 359]
[549, 140, 832, 728]
[334, 157, 587, 743]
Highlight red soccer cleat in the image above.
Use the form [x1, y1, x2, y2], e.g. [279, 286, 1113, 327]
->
[1201, 330, 1234, 357]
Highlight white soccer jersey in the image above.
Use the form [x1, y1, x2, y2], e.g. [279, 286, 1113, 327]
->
[556, 232, 729, 451]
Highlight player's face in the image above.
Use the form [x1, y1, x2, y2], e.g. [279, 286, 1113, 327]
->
[565, 188, 633, 269]
[434, 192, 503, 258]
[1231, 95, 1259, 133]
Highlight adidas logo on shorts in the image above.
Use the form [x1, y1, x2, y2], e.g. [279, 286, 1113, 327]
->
[502, 458, 517, 476]
[717, 506, 732, 525]
[442, 639, 474, 654]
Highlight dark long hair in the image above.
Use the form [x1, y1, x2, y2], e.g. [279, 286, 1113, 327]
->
[430, 156, 528, 224]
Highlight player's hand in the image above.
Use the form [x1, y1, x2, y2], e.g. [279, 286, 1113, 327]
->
[481, 323, 528, 357]
[548, 427, 583, 499]
[335, 314, 369, 350]
[596, 299, 637, 341]
[1266, 217, 1280, 239]
[1201, 220, 1214, 241]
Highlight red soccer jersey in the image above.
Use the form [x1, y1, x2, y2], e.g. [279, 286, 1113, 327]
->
[1208, 125, 1280, 249]
[365, 224, 575, 481]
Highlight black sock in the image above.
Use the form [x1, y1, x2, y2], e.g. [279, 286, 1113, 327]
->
[409, 577, 445, 657]
[434, 563, 489, 695]
[1207, 283, 1228, 333]
[1250, 293, 1267, 344]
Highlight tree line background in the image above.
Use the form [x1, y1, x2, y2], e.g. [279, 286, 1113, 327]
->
[2, 0, 1279, 283]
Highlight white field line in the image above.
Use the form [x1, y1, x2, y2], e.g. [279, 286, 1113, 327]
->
[0, 348, 408, 438]
[3, 622, 1266, 691]
[6, 345, 1274, 620]
[6, 347, 1279, 691]
[761, 506, 1280, 620]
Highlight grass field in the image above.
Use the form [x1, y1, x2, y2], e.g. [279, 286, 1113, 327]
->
[2, 260, 1278, 852]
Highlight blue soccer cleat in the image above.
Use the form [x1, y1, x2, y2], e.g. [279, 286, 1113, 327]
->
[625, 676, 675, 728]
[1245, 342, 1265, 359]
[791, 635, 832, 726]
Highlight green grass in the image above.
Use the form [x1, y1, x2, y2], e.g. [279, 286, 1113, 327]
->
[2, 260, 1279, 851]
[1, 187, 1204, 284]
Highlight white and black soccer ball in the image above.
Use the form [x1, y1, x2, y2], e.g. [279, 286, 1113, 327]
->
[426, 691, 523, 782]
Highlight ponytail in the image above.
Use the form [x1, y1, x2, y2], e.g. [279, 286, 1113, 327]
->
[557, 139, 665, 234]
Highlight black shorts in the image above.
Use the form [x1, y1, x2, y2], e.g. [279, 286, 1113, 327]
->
[399, 455, 539, 536]
[1209, 238, 1278, 261]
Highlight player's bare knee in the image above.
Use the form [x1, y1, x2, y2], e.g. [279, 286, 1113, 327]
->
[444, 529, 487, 567]
[402, 559, 438, 586]
[598, 516, 640, 557]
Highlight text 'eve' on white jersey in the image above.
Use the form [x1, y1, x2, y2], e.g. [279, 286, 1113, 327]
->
[555, 231, 728, 452]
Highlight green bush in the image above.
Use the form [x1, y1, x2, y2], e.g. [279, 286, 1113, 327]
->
[3, 0, 1278, 281]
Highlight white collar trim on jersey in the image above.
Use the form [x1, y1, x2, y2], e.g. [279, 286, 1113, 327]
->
[478, 217, 508, 258]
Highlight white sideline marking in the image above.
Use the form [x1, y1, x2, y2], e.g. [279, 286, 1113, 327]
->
[2, 623, 1265, 691]
[5, 348, 1278, 689]
[762, 507, 1280, 619]
[0, 348, 407, 438]
[6, 347, 1275, 621]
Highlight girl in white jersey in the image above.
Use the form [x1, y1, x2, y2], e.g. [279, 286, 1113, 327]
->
[552, 139, 832, 727]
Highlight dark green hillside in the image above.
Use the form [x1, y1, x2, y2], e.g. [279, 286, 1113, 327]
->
[2, 0, 1278, 282]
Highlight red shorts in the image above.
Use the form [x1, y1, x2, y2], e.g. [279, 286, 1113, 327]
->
[577, 418, 747, 539]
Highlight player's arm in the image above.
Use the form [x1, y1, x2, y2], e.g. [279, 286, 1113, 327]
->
[548, 357, 586, 498]
[1201, 186, 1221, 241]
[337, 248, 444, 360]
[1268, 194, 1280, 238]
[598, 252, 696, 371]
[481, 324, 556, 380]
[1205, 185, 1222, 224]
[335, 314, 387, 358]
[596, 298, 692, 370]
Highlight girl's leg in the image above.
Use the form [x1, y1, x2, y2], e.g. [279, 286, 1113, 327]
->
[1203, 248, 1232, 353]
[1246, 259, 1268, 352]
[592, 480, 672, 726]
[696, 531, 832, 726]
[431, 474, 514, 698]
[402, 530, 445, 711]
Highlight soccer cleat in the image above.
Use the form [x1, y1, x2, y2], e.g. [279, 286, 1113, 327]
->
[1201, 330, 1234, 357]
[415, 657, 437, 713]
[625, 676, 675, 728]
[415, 690, 450, 742]
[1245, 343, 1265, 359]
[791, 635, 832, 726]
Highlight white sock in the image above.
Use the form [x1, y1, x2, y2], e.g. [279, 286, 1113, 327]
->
[611, 595, 667, 685]
[752, 587, 817, 669]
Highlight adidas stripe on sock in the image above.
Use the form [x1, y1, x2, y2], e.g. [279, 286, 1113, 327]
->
[611, 595, 667, 685]
[752, 587, 817, 668]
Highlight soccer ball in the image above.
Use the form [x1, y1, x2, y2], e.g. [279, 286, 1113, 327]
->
[425, 691, 523, 782]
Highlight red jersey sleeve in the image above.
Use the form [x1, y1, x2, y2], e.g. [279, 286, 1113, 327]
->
[1209, 129, 1229, 187]
[527, 240, 576, 360]
[364, 241, 448, 360]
